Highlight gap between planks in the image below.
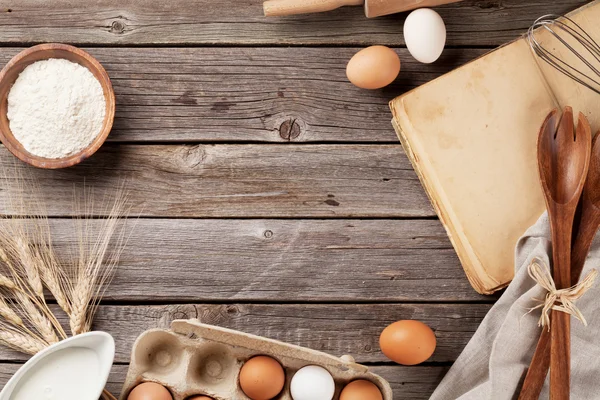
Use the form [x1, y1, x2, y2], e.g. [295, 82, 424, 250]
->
[0, 0, 589, 46]
[0, 43, 501, 50]
[0, 47, 481, 144]
[0, 144, 436, 218]
[0, 303, 490, 364]
[6, 218, 485, 302]
[0, 363, 449, 400]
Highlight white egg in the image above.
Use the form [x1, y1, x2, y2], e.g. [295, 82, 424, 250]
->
[403, 8, 446, 64]
[290, 365, 335, 400]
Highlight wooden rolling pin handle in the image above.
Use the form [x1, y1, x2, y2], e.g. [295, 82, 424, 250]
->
[365, 0, 464, 18]
[264, 0, 463, 17]
[263, 0, 364, 17]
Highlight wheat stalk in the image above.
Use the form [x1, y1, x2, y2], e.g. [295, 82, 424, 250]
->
[0, 170, 129, 400]
[68, 187, 130, 336]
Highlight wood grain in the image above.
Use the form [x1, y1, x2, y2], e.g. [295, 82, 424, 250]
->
[0, 1, 588, 46]
[18, 218, 484, 302]
[0, 144, 435, 218]
[0, 0, 550, 396]
[0, 303, 489, 363]
[0, 363, 449, 399]
[0, 47, 483, 143]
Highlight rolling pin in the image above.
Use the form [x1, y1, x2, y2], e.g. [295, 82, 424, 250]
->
[263, 0, 463, 18]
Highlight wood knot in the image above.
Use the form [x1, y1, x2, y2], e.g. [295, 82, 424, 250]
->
[226, 305, 238, 315]
[170, 306, 195, 320]
[279, 118, 301, 141]
[110, 19, 126, 34]
[181, 145, 206, 169]
[263, 230, 273, 239]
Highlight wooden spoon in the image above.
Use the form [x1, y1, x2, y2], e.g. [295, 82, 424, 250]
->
[519, 127, 599, 400]
[535, 107, 591, 400]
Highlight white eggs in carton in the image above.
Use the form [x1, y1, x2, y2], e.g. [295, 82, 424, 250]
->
[120, 319, 393, 400]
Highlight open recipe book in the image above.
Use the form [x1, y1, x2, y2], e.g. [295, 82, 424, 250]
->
[389, 0, 600, 294]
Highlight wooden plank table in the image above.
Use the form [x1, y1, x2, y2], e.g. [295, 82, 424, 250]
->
[0, 0, 589, 397]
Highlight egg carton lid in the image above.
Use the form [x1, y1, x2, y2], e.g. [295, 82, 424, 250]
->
[171, 319, 393, 398]
[172, 319, 368, 371]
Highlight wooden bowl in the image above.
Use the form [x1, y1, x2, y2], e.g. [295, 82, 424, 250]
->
[0, 43, 115, 169]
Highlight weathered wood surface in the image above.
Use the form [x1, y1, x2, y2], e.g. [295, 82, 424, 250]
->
[0, 363, 449, 399]
[0, 0, 554, 396]
[0, 0, 588, 46]
[0, 303, 490, 363]
[0, 47, 485, 143]
[24, 219, 485, 302]
[0, 144, 436, 218]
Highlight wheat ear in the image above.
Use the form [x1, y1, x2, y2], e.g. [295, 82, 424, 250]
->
[0, 298, 23, 327]
[14, 238, 44, 300]
[0, 230, 68, 340]
[32, 216, 72, 316]
[69, 278, 92, 335]
[0, 273, 16, 290]
[0, 249, 67, 340]
[0, 250, 17, 291]
[16, 292, 60, 344]
[0, 295, 48, 345]
[36, 245, 71, 315]
[40, 267, 71, 315]
[0, 328, 46, 355]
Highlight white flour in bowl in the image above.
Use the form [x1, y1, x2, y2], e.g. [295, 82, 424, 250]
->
[7, 58, 106, 159]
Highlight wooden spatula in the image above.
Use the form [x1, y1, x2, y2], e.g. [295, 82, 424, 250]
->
[263, 0, 463, 18]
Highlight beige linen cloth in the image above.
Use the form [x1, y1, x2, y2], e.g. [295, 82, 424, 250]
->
[430, 213, 600, 400]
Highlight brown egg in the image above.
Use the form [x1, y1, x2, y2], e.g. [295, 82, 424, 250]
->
[379, 320, 436, 365]
[346, 45, 401, 89]
[127, 382, 173, 400]
[340, 380, 383, 400]
[239, 355, 285, 400]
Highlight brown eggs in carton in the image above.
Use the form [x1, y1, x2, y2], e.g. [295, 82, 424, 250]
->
[120, 319, 393, 400]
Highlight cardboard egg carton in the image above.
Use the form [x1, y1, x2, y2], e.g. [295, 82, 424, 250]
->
[120, 319, 393, 400]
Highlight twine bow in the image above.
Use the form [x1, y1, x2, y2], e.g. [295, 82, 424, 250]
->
[527, 257, 597, 330]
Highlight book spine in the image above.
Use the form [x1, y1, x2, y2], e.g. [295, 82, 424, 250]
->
[390, 117, 493, 294]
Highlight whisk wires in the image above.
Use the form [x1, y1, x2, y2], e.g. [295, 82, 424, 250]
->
[528, 14, 600, 95]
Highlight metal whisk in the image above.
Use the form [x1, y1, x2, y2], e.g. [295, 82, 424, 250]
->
[528, 14, 600, 95]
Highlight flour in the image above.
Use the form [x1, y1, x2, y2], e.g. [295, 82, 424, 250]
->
[7, 58, 106, 159]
